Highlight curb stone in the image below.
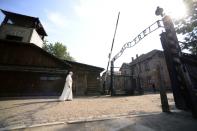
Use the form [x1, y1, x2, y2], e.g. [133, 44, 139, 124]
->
[0, 110, 180, 131]
[67, 112, 161, 124]
[0, 121, 65, 131]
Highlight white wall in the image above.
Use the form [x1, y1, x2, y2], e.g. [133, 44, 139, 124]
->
[29, 29, 43, 48]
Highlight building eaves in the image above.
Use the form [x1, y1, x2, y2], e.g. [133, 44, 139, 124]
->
[64, 60, 104, 72]
[0, 9, 47, 36]
[129, 49, 162, 66]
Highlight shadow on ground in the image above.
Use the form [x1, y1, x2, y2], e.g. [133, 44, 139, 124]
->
[31, 111, 197, 131]
[0, 100, 59, 128]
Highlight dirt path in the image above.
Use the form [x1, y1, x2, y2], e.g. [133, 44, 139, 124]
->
[0, 93, 174, 129]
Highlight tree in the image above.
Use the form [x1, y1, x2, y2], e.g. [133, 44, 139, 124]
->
[175, 0, 197, 54]
[42, 41, 75, 61]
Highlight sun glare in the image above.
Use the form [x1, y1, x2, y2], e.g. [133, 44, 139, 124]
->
[166, 0, 187, 20]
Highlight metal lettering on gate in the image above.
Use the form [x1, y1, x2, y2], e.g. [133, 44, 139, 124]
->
[112, 20, 163, 62]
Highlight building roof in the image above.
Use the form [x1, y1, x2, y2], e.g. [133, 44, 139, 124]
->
[1, 9, 47, 36]
[65, 60, 104, 72]
[129, 49, 163, 66]
[120, 63, 130, 70]
[0, 39, 103, 73]
[0, 39, 71, 68]
[121, 63, 130, 66]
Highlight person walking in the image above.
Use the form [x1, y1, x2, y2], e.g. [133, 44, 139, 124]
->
[152, 83, 156, 93]
[59, 71, 73, 101]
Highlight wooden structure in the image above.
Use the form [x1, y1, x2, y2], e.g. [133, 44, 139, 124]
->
[0, 9, 105, 97]
[0, 9, 47, 47]
[65, 60, 104, 95]
[0, 40, 71, 96]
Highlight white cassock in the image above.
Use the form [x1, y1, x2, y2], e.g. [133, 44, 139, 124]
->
[59, 74, 73, 101]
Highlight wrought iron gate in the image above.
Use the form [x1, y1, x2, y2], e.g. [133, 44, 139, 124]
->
[106, 7, 197, 117]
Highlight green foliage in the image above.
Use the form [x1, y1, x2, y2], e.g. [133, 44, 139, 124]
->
[42, 40, 75, 61]
[175, 0, 197, 54]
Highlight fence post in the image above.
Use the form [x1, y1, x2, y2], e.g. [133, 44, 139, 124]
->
[157, 64, 170, 112]
[161, 15, 197, 117]
[110, 61, 115, 96]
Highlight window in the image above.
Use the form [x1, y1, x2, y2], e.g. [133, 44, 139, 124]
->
[40, 76, 61, 81]
[6, 35, 23, 41]
[158, 52, 163, 58]
[144, 62, 150, 71]
[7, 19, 14, 24]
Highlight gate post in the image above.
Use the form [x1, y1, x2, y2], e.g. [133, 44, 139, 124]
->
[160, 32, 187, 110]
[157, 64, 170, 112]
[110, 61, 115, 96]
[161, 15, 197, 117]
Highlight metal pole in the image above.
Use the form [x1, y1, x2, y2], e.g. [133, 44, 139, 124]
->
[106, 12, 120, 72]
[104, 12, 120, 94]
[110, 60, 115, 96]
[136, 54, 143, 94]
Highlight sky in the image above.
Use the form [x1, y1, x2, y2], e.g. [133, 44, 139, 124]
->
[0, 0, 187, 70]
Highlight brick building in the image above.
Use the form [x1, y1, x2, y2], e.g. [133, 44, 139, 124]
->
[129, 49, 171, 92]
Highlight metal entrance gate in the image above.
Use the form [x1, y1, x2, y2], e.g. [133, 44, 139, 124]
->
[106, 7, 197, 117]
[113, 74, 133, 95]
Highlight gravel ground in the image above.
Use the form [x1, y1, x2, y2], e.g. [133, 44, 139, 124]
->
[0, 93, 174, 129]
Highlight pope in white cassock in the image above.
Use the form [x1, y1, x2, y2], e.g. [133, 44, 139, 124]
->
[59, 71, 73, 101]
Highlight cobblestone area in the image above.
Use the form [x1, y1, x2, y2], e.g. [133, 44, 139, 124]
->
[0, 93, 174, 129]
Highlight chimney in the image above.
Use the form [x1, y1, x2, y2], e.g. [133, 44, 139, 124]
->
[136, 54, 139, 59]
[132, 57, 134, 61]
